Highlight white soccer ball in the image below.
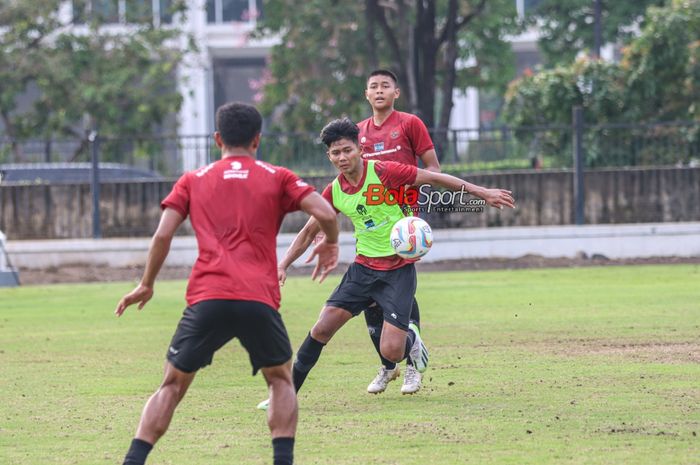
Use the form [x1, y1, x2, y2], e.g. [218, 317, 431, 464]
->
[390, 217, 433, 259]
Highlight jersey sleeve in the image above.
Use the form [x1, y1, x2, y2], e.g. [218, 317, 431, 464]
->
[161, 173, 190, 218]
[375, 161, 418, 189]
[280, 168, 316, 213]
[406, 114, 435, 156]
[321, 183, 340, 213]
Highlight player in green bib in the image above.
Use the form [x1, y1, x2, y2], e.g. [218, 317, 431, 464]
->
[257, 118, 515, 410]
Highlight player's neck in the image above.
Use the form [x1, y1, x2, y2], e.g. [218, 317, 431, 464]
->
[343, 161, 365, 186]
[221, 147, 255, 159]
[372, 108, 394, 126]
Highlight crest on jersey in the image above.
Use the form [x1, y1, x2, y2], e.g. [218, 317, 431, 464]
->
[391, 130, 399, 139]
[224, 160, 249, 179]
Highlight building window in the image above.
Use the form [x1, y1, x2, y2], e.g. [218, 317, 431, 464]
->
[212, 57, 267, 111]
[125, 0, 152, 23]
[72, 0, 175, 25]
[206, 0, 263, 23]
[516, 0, 542, 18]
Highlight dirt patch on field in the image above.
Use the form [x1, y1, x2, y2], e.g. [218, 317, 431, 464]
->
[534, 339, 700, 364]
[14, 255, 700, 286]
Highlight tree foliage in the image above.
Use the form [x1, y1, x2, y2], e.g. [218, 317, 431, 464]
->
[529, 0, 666, 67]
[0, 0, 62, 142]
[0, 0, 191, 161]
[504, 0, 700, 168]
[254, 0, 520, 135]
[505, 0, 700, 125]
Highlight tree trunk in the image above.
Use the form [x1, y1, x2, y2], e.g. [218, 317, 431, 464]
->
[364, 0, 379, 70]
[434, 0, 460, 161]
[414, 0, 436, 129]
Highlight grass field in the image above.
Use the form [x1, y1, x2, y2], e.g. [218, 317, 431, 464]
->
[1, 264, 699, 465]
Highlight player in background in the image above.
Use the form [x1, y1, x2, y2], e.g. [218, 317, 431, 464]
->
[115, 102, 339, 465]
[257, 117, 514, 410]
[358, 69, 440, 395]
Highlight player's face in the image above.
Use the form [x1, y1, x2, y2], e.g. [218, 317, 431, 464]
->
[365, 75, 399, 111]
[327, 138, 362, 175]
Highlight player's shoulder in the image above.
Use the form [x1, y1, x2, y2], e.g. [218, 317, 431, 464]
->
[251, 159, 294, 177]
[396, 111, 425, 125]
[254, 160, 314, 190]
[374, 159, 402, 173]
[357, 115, 373, 130]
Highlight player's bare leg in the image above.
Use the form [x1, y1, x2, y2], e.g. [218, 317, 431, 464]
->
[122, 362, 195, 464]
[262, 361, 297, 437]
[261, 361, 297, 465]
[135, 361, 195, 443]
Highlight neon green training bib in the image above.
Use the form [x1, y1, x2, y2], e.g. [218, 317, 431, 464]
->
[331, 161, 410, 257]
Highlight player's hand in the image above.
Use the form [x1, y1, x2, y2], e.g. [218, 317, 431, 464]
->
[312, 232, 326, 244]
[305, 240, 339, 283]
[481, 188, 515, 210]
[115, 283, 153, 317]
[278, 266, 288, 287]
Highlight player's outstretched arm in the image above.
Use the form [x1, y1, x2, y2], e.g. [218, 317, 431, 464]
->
[115, 208, 184, 316]
[414, 169, 516, 210]
[281, 192, 339, 284]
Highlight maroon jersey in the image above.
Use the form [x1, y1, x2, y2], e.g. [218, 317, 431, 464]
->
[357, 110, 434, 165]
[322, 160, 418, 271]
[162, 156, 314, 309]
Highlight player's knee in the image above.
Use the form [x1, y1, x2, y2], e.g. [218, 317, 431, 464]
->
[262, 363, 293, 387]
[310, 323, 334, 343]
[159, 378, 187, 402]
[379, 342, 404, 363]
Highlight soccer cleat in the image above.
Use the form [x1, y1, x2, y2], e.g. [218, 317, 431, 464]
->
[367, 366, 401, 394]
[401, 364, 422, 394]
[408, 323, 429, 373]
[256, 398, 270, 411]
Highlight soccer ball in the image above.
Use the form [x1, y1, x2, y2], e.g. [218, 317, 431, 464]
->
[390, 217, 433, 259]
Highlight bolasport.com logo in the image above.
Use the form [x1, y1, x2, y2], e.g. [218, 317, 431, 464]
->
[362, 184, 485, 213]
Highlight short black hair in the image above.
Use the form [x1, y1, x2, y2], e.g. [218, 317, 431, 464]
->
[367, 69, 398, 85]
[215, 102, 262, 147]
[320, 117, 359, 148]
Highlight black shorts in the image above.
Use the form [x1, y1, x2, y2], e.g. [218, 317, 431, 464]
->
[166, 300, 293, 375]
[326, 262, 416, 330]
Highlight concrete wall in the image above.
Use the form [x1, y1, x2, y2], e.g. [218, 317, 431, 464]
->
[7, 222, 700, 270]
[1, 167, 699, 239]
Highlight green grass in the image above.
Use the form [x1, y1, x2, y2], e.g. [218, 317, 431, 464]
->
[1, 265, 699, 464]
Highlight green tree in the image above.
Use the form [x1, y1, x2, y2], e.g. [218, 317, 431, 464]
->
[621, 0, 700, 121]
[34, 26, 189, 162]
[506, 0, 700, 125]
[504, 0, 700, 167]
[530, 0, 665, 66]
[0, 0, 191, 164]
[503, 59, 626, 127]
[0, 0, 62, 158]
[255, 0, 519, 141]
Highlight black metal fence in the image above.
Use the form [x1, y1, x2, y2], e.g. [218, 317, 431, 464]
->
[1, 120, 698, 181]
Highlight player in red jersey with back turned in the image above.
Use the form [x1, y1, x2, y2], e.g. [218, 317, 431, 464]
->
[358, 69, 441, 395]
[114, 102, 339, 465]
